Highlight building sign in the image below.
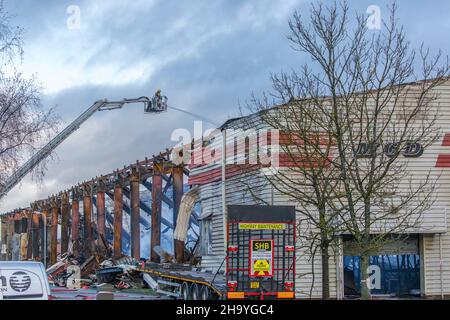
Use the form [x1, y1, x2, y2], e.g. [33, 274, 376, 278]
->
[239, 223, 286, 230]
[250, 240, 274, 278]
[356, 142, 424, 158]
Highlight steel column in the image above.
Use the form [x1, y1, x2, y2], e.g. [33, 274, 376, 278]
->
[61, 193, 70, 254]
[173, 166, 185, 263]
[50, 203, 58, 265]
[83, 185, 93, 255]
[151, 169, 162, 262]
[130, 166, 140, 260]
[113, 181, 123, 258]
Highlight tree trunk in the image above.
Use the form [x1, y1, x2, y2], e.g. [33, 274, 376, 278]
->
[360, 253, 371, 300]
[321, 244, 330, 299]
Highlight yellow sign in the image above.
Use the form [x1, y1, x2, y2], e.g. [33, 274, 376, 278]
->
[250, 281, 260, 289]
[253, 260, 271, 276]
[239, 223, 286, 230]
[254, 260, 270, 272]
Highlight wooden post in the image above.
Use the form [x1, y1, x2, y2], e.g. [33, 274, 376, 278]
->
[20, 212, 28, 260]
[113, 177, 123, 259]
[83, 185, 93, 256]
[71, 189, 80, 241]
[50, 200, 59, 265]
[130, 166, 141, 260]
[32, 211, 40, 260]
[40, 209, 48, 266]
[96, 178, 106, 244]
[26, 211, 33, 260]
[172, 166, 185, 263]
[61, 193, 70, 254]
[151, 168, 162, 262]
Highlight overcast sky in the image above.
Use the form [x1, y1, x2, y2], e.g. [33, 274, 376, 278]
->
[1, 0, 450, 212]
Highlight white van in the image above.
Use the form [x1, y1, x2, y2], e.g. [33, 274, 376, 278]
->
[0, 261, 51, 300]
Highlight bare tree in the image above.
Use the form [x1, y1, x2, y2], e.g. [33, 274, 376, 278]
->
[244, 1, 449, 299]
[0, 2, 58, 198]
[242, 91, 342, 299]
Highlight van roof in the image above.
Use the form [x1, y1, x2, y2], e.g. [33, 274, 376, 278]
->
[0, 261, 44, 267]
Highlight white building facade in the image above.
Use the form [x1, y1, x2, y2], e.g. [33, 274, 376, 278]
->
[185, 79, 450, 299]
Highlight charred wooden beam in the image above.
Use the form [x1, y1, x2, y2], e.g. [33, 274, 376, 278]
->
[71, 188, 80, 256]
[130, 166, 140, 260]
[113, 175, 124, 259]
[96, 177, 107, 244]
[39, 210, 47, 266]
[142, 179, 174, 208]
[61, 193, 70, 254]
[31, 212, 40, 260]
[172, 166, 184, 263]
[151, 167, 162, 262]
[50, 199, 59, 265]
[26, 211, 33, 260]
[82, 184, 93, 256]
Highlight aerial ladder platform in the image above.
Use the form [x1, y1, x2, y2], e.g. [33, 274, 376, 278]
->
[0, 91, 168, 204]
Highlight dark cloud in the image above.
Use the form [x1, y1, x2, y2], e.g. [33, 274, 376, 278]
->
[2, 0, 450, 211]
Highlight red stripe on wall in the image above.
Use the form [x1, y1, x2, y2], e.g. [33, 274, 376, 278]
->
[188, 154, 334, 185]
[442, 133, 450, 146]
[187, 164, 262, 185]
[436, 154, 450, 167]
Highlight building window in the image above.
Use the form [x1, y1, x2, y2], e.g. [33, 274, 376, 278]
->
[344, 254, 421, 297]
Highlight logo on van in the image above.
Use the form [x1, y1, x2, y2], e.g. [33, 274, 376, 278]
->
[0, 275, 6, 290]
[9, 271, 31, 292]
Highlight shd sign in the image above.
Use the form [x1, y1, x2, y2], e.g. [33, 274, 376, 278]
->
[250, 240, 274, 278]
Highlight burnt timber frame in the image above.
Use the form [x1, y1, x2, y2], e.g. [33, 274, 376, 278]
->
[0, 151, 198, 266]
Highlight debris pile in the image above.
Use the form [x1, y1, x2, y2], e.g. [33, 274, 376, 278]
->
[45, 239, 203, 300]
[46, 251, 144, 292]
[47, 253, 98, 288]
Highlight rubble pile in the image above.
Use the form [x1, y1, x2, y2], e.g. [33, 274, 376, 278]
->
[45, 240, 201, 299]
[46, 250, 144, 291]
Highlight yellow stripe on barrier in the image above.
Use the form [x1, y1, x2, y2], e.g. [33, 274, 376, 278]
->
[277, 291, 295, 299]
[136, 267, 223, 296]
[227, 292, 245, 299]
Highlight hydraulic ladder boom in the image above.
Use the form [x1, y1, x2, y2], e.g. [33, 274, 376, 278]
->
[0, 93, 167, 201]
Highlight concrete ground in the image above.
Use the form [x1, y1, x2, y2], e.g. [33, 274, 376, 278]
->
[50, 285, 167, 300]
